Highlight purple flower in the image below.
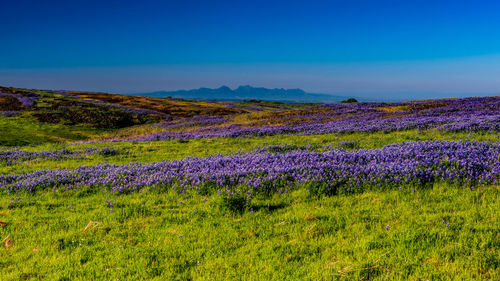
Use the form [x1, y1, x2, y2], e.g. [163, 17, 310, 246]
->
[1, 140, 499, 204]
[63, 97, 500, 144]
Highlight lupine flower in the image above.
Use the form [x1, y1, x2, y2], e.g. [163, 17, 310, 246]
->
[1, 141, 499, 201]
[0, 147, 118, 165]
[66, 97, 500, 144]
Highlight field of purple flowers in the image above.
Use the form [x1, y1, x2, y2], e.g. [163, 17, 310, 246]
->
[1, 93, 499, 200]
[2, 141, 499, 201]
[125, 97, 500, 142]
[0, 148, 117, 165]
[0, 88, 499, 280]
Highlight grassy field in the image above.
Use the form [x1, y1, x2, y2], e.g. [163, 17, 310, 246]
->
[1, 183, 498, 280]
[0, 88, 499, 280]
[1, 130, 499, 280]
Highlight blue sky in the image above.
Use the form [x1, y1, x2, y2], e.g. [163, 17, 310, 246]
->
[1, 0, 500, 99]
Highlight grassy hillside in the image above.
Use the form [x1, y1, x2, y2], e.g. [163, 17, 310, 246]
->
[0, 87, 499, 280]
[0, 86, 253, 146]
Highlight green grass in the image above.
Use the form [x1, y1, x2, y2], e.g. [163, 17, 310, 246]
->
[0, 115, 114, 146]
[0, 184, 498, 280]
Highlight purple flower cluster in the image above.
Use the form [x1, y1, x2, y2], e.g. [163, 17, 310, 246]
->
[2, 141, 498, 197]
[440, 115, 500, 132]
[0, 111, 20, 116]
[0, 92, 37, 107]
[128, 97, 500, 142]
[157, 115, 228, 130]
[0, 147, 118, 164]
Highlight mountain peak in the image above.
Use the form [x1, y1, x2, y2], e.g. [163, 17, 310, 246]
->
[236, 85, 253, 90]
[217, 85, 232, 91]
[133, 85, 349, 102]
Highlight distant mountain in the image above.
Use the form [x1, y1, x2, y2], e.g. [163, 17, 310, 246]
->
[131, 85, 354, 103]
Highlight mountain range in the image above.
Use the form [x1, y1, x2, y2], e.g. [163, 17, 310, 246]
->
[131, 85, 355, 103]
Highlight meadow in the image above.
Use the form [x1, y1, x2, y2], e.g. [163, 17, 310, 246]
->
[0, 86, 499, 280]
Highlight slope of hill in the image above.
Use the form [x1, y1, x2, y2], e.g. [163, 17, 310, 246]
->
[0, 86, 248, 145]
[1, 86, 500, 280]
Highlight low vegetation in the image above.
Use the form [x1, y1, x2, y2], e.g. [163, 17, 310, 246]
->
[0, 87, 498, 280]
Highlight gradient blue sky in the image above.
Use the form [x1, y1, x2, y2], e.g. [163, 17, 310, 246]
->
[1, 0, 500, 99]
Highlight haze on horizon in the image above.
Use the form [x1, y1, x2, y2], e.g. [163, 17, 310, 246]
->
[1, 0, 500, 101]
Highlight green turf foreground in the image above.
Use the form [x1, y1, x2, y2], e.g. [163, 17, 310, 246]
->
[0, 183, 498, 280]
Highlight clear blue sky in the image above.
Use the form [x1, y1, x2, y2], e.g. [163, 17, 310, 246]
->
[1, 0, 500, 99]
